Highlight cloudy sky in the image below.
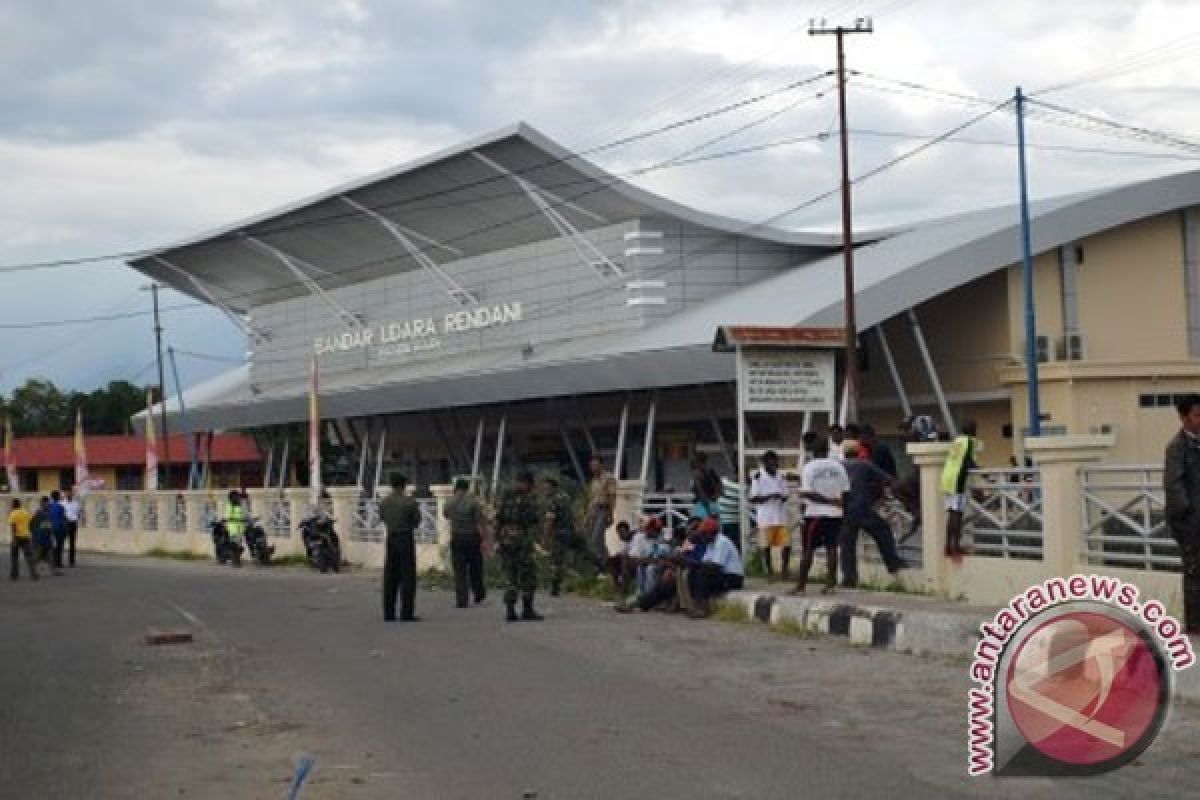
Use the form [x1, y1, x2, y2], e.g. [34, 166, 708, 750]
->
[2, 0, 1198, 394]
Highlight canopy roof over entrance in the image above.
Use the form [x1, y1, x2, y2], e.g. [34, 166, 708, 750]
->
[128, 122, 849, 312]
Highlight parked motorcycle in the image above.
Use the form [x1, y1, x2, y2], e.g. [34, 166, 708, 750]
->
[298, 513, 341, 573]
[210, 519, 245, 567]
[244, 516, 275, 566]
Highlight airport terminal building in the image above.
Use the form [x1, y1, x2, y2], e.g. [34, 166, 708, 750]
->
[131, 123, 1200, 487]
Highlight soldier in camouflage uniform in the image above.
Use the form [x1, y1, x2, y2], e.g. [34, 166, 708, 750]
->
[541, 474, 586, 597]
[1164, 393, 1200, 633]
[496, 471, 543, 622]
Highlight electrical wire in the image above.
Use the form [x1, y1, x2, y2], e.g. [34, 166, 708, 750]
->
[1033, 32, 1200, 96]
[0, 302, 206, 330]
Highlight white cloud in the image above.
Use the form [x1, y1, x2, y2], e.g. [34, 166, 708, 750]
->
[1, 0, 1199, 392]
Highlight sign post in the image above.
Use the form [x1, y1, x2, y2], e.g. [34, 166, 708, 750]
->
[714, 326, 843, 556]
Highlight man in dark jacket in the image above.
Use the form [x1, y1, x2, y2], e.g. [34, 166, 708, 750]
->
[1164, 393, 1200, 633]
[444, 478, 486, 608]
[380, 473, 422, 622]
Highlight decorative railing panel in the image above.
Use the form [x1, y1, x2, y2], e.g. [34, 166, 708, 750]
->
[1081, 466, 1180, 572]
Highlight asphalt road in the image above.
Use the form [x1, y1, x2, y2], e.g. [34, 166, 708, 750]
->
[2, 554, 1197, 799]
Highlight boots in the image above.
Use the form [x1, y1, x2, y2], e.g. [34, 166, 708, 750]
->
[521, 592, 544, 621]
[504, 590, 519, 622]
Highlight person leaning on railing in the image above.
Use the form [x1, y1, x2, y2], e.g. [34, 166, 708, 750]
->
[1163, 393, 1200, 634]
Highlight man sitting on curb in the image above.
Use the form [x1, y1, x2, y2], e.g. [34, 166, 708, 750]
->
[686, 517, 744, 618]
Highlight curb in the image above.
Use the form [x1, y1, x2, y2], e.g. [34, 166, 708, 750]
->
[721, 590, 1200, 701]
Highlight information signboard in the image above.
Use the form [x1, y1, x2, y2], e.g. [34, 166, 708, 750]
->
[738, 348, 836, 413]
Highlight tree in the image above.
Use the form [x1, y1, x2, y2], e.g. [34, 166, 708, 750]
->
[0, 378, 152, 436]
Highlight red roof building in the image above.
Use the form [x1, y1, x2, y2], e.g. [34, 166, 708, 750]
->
[1, 434, 262, 492]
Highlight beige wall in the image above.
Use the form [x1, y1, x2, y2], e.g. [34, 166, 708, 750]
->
[856, 208, 1200, 467]
[1076, 214, 1188, 362]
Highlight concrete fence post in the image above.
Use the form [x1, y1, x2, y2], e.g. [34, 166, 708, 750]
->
[182, 491, 208, 555]
[906, 442, 953, 595]
[284, 487, 310, 554]
[609, 479, 646, 555]
[1025, 434, 1115, 578]
[430, 484, 454, 550]
[327, 486, 359, 547]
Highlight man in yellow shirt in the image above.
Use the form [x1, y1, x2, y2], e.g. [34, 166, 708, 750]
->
[8, 497, 38, 581]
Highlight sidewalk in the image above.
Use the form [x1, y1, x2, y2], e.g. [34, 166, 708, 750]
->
[722, 578, 1200, 701]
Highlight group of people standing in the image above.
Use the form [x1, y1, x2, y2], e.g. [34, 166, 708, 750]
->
[377, 455, 622, 624]
[747, 424, 912, 596]
[8, 489, 80, 581]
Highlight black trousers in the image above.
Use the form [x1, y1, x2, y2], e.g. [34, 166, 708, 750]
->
[451, 536, 486, 607]
[383, 534, 417, 620]
[52, 528, 68, 569]
[687, 563, 744, 608]
[10, 538, 37, 580]
[839, 510, 902, 586]
[637, 573, 678, 611]
[66, 521, 78, 566]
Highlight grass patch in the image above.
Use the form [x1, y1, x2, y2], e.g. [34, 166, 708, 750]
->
[271, 553, 310, 567]
[710, 601, 751, 624]
[144, 547, 209, 562]
[769, 615, 815, 639]
[854, 574, 935, 597]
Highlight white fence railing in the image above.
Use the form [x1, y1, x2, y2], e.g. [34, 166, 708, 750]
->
[416, 498, 438, 544]
[1081, 465, 1180, 572]
[964, 468, 1044, 560]
[641, 492, 695, 530]
[353, 496, 385, 543]
[351, 494, 439, 544]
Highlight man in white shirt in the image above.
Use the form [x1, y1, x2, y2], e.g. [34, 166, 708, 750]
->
[791, 439, 850, 594]
[63, 487, 81, 567]
[687, 517, 745, 618]
[749, 450, 791, 581]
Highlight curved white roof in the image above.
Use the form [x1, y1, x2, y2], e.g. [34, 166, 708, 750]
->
[128, 122, 858, 311]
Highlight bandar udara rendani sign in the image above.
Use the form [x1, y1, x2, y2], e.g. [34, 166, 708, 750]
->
[313, 301, 524, 357]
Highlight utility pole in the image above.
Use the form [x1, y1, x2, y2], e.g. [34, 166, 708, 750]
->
[143, 283, 171, 485]
[1015, 86, 1042, 438]
[810, 16, 872, 425]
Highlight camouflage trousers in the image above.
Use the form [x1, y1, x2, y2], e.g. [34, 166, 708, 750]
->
[498, 529, 538, 602]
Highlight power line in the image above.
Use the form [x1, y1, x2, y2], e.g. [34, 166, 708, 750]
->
[0, 302, 206, 330]
[848, 129, 1200, 160]
[1033, 32, 1200, 96]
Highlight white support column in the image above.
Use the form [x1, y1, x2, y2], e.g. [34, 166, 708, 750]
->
[470, 418, 484, 487]
[700, 383, 735, 474]
[613, 400, 630, 480]
[490, 413, 507, 495]
[876, 323, 912, 419]
[735, 349, 749, 555]
[907, 308, 956, 437]
[373, 427, 387, 493]
[639, 395, 658, 486]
